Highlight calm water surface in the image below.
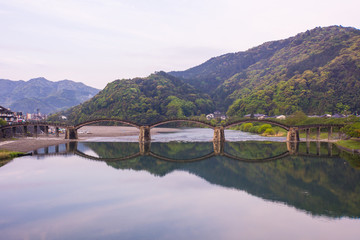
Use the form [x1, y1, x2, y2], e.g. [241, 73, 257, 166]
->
[1, 129, 360, 239]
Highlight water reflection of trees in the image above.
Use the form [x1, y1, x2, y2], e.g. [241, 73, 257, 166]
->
[80, 141, 360, 218]
[225, 141, 288, 159]
[28, 141, 360, 218]
[82, 142, 139, 158]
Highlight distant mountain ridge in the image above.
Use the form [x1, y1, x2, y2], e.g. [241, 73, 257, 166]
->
[0, 77, 99, 114]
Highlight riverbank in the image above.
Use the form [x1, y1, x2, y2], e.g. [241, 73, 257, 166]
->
[0, 126, 179, 153]
[335, 139, 360, 154]
[0, 149, 28, 160]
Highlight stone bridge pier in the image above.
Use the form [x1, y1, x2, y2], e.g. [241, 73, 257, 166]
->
[139, 126, 151, 142]
[287, 127, 299, 142]
[213, 126, 225, 142]
[65, 127, 78, 139]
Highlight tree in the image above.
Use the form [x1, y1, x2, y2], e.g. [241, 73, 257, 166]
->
[0, 119, 7, 126]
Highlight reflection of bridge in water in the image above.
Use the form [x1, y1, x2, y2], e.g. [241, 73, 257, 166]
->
[32, 141, 340, 163]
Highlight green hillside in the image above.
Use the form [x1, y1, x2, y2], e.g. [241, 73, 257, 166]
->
[170, 26, 360, 116]
[58, 72, 214, 124]
[56, 26, 360, 122]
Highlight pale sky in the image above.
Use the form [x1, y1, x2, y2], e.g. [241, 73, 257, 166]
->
[1, 0, 359, 89]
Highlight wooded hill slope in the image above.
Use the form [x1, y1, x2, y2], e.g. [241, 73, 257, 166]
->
[56, 26, 360, 123]
[59, 72, 214, 124]
[170, 26, 360, 116]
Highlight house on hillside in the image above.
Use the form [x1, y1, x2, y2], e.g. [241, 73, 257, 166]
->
[332, 113, 345, 118]
[206, 111, 227, 120]
[244, 114, 267, 119]
[275, 115, 286, 120]
[0, 106, 16, 123]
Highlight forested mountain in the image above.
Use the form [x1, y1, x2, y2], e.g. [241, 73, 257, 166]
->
[56, 26, 360, 122]
[58, 72, 214, 124]
[170, 26, 360, 116]
[0, 77, 99, 114]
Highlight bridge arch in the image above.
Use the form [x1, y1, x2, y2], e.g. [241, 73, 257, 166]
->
[74, 118, 141, 130]
[224, 119, 290, 131]
[150, 119, 215, 129]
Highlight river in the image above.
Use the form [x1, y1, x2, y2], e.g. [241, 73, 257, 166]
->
[0, 128, 359, 239]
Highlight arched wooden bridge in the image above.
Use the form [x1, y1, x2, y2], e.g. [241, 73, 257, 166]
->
[0, 117, 345, 142]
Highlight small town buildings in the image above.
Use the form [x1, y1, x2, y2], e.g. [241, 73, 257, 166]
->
[26, 112, 47, 121]
[0, 106, 16, 123]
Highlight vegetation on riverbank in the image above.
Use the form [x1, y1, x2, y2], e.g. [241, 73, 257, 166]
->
[231, 111, 360, 138]
[0, 150, 25, 161]
[336, 140, 360, 150]
[231, 122, 285, 136]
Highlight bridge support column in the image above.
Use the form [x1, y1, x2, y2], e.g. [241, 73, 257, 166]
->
[23, 126, 27, 137]
[139, 141, 151, 155]
[45, 126, 49, 137]
[287, 127, 299, 142]
[12, 127, 16, 138]
[34, 125, 38, 138]
[213, 126, 225, 142]
[317, 127, 321, 141]
[139, 126, 151, 142]
[55, 127, 59, 137]
[328, 127, 332, 141]
[316, 141, 321, 156]
[65, 127, 78, 139]
[306, 128, 310, 141]
[1, 129, 5, 138]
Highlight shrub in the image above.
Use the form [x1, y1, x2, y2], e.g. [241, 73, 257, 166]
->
[263, 128, 276, 136]
[342, 122, 360, 138]
[240, 123, 253, 131]
[0, 119, 7, 126]
[249, 126, 260, 133]
[257, 124, 272, 134]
